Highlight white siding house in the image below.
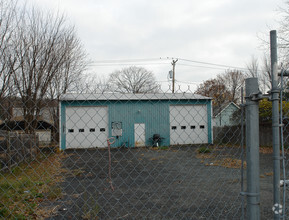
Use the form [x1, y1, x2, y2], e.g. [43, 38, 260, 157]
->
[214, 102, 240, 127]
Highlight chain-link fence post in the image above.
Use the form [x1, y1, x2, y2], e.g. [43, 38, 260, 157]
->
[270, 30, 281, 220]
[245, 77, 261, 220]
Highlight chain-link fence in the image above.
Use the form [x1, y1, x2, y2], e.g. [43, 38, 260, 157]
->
[0, 131, 39, 172]
[0, 85, 286, 219]
[280, 72, 289, 218]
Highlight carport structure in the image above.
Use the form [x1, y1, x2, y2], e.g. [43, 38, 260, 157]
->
[60, 93, 212, 149]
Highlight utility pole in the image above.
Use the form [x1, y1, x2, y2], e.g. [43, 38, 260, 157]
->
[171, 59, 178, 93]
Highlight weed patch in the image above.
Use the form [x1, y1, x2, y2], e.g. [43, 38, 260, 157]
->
[198, 146, 211, 154]
[0, 152, 66, 219]
[81, 192, 99, 219]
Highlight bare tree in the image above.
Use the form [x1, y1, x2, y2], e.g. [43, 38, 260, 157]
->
[9, 4, 87, 133]
[195, 77, 233, 115]
[0, 0, 18, 99]
[195, 70, 245, 116]
[254, 3, 289, 92]
[246, 55, 259, 78]
[0, 0, 21, 121]
[245, 55, 274, 93]
[260, 55, 272, 93]
[277, 3, 289, 62]
[84, 74, 111, 93]
[218, 70, 245, 104]
[108, 66, 160, 93]
[46, 28, 87, 142]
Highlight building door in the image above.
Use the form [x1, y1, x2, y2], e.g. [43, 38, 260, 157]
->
[170, 105, 208, 145]
[65, 106, 108, 148]
[134, 123, 145, 147]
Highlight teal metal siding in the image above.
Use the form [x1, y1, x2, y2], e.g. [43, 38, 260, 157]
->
[109, 100, 170, 147]
[60, 98, 212, 149]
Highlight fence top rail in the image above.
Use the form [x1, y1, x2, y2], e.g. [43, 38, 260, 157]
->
[60, 93, 212, 101]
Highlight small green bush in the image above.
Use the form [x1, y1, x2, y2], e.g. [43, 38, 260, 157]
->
[198, 147, 211, 154]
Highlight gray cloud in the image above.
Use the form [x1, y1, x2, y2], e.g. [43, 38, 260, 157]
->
[29, 0, 285, 89]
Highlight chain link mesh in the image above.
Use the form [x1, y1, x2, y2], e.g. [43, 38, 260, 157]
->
[280, 75, 289, 218]
[0, 86, 285, 219]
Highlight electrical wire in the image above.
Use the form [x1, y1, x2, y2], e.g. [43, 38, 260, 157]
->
[175, 80, 201, 85]
[91, 58, 162, 64]
[88, 62, 168, 66]
[88, 56, 256, 73]
[156, 80, 171, 83]
[177, 63, 232, 71]
[164, 57, 248, 71]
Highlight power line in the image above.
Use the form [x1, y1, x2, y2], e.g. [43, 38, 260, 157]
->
[89, 56, 252, 72]
[177, 63, 233, 71]
[88, 62, 168, 66]
[156, 80, 170, 83]
[156, 80, 201, 85]
[164, 57, 248, 71]
[175, 80, 201, 85]
[88, 62, 249, 72]
[88, 62, 252, 73]
[91, 58, 162, 64]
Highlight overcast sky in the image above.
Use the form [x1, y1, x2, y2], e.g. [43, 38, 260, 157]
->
[28, 0, 286, 91]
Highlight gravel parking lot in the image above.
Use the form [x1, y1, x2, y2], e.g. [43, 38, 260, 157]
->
[47, 145, 287, 219]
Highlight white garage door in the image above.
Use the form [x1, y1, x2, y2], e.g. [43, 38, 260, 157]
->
[65, 106, 108, 148]
[170, 105, 208, 145]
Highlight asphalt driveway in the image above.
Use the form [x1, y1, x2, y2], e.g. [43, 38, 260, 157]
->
[46, 145, 286, 219]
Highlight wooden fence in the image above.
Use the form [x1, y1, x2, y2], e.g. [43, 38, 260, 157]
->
[0, 131, 39, 172]
[213, 124, 289, 147]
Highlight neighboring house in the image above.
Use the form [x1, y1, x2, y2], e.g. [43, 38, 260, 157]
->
[12, 107, 55, 125]
[0, 106, 56, 144]
[214, 102, 240, 127]
[60, 93, 213, 149]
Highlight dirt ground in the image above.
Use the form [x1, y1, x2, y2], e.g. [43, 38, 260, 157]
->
[45, 145, 288, 219]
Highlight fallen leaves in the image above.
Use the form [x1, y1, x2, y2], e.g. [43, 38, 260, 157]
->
[205, 158, 247, 169]
[196, 147, 246, 169]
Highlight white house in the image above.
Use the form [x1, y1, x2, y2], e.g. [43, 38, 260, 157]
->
[214, 102, 240, 127]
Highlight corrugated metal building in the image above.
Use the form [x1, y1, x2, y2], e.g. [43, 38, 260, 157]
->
[60, 93, 212, 149]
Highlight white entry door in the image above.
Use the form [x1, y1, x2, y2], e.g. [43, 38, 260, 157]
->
[134, 123, 145, 147]
[65, 106, 108, 148]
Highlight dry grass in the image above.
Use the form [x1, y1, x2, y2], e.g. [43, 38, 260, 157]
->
[196, 147, 246, 169]
[205, 158, 247, 169]
[212, 144, 277, 155]
[0, 152, 67, 219]
[264, 172, 273, 176]
[196, 153, 216, 160]
[259, 147, 274, 154]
